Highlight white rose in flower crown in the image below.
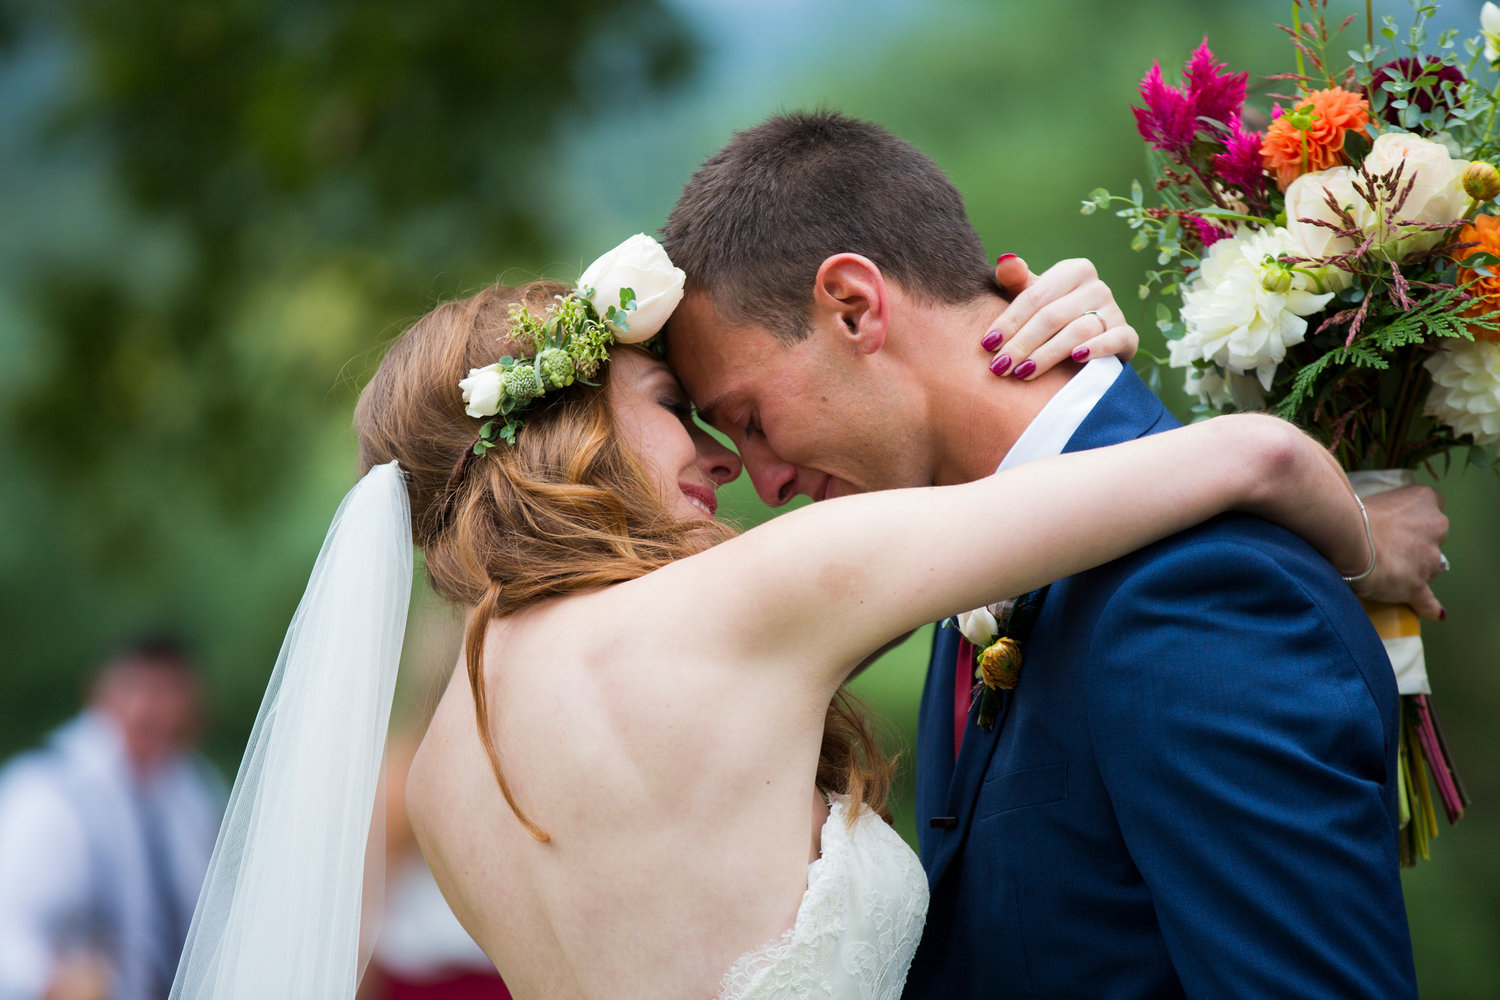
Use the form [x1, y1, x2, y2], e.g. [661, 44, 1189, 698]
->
[577, 233, 686, 344]
[459, 363, 504, 418]
[1172, 226, 1336, 391]
[1360, 131, 1470, 256]
[1423, 339, 1500, 448]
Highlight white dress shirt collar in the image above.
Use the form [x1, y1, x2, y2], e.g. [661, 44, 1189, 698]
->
[997, 356, 1124, 472]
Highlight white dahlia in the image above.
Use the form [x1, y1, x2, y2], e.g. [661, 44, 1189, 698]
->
[1172, 226, 1336, 391]
[1423, 339, 1500, 448]
[1183, 364, 1268, 410]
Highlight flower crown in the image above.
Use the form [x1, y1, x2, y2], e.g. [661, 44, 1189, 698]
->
[458, 234, 685, 451]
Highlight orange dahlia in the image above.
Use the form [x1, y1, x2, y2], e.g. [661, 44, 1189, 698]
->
[1457, 214, 1500, 342]
[1259, 87, 1371, 190]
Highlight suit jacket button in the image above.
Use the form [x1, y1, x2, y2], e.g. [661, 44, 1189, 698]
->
[929, 816, 959, 829]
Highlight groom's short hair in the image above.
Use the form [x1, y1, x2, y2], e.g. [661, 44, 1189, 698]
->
[663, 110, 995, 344]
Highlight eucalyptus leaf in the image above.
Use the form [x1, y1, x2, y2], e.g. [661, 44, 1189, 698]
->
[1195, 207, 1275, 224]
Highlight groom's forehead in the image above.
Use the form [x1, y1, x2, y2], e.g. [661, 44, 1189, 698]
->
[666, 293, 781, 394]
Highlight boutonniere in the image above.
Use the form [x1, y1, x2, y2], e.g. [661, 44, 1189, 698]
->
[953, 588, 1048, 730]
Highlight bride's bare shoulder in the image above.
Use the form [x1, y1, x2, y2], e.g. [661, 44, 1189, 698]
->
[405, 664, 479, 835]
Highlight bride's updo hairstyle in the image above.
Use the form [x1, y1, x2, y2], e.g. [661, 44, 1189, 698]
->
[355, 281, 892, 840]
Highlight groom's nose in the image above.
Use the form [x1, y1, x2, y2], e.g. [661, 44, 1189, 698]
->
[742, 443, 803, 507]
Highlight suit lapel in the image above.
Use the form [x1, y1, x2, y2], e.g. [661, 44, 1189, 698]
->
[917, 623, 959, 871]
[921, 364, 1174, 887]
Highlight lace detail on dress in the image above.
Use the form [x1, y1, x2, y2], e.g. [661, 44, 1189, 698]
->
[714, 797, 929, 1000]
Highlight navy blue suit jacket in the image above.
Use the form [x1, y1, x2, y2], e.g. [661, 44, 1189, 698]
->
[904, 366, 1416, 999]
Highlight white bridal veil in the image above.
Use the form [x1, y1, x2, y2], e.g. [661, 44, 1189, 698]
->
[171, 462, 413, 998]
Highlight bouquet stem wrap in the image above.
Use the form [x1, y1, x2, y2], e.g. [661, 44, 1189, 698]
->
[1348, 470, 1469, 865]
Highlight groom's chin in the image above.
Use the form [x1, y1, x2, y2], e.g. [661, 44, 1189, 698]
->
[818, 478, 855, 502]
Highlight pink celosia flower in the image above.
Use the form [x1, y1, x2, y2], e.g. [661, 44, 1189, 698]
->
[1214, 124, 1267, 199]
[1192, 217, 1230, 249]
[1182, 40, 1249, 127]
[1133, 40, 1249, 159]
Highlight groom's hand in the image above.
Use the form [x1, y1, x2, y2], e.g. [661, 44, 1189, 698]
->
[983, 256, 1137, 378]
[1353, 484, 1450, 621]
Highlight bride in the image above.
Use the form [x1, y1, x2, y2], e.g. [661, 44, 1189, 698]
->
[170, 236, 1425, 1000]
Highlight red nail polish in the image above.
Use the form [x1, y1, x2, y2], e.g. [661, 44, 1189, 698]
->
[989, 353, 1012, 376]
[981, 329, 1004, 351]
[1071, 346, 1090, 362]
[1012, 359, 1037, 379]
[996, 253, 1018, 264]
[1439, 607, 1447, 621]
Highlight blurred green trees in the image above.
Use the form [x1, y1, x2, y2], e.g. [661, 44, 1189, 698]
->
[0, 0, 693, 758]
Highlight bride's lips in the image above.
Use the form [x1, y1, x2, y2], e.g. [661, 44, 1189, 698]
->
[678, 482, 717, 517]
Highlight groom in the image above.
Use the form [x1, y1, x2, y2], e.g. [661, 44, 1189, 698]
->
[662, 111, 1419, 998]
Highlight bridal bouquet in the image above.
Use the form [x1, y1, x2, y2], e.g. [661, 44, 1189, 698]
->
[1087, 0, 1500, 864]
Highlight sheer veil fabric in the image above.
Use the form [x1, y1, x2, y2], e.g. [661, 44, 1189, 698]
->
[171, 462, 413, 998]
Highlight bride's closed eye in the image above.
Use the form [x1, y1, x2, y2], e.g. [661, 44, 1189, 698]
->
[660, 395, 696, 424]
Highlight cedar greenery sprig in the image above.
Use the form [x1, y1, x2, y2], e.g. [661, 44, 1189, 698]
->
[1270, 280, 1500, 469]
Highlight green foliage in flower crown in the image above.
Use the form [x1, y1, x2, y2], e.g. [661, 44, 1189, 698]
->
[506, 291, 615, 382]
[537, 348, 575, 389]
[477, 287, 629, 446]
[560, 288, 616, 380]
[503, 364, 543, 403]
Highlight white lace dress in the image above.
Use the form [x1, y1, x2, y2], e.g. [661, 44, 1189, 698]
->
[715, 797, 929, 1000]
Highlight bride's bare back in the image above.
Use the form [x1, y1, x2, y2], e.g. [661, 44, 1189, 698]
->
[408, 583, 833, 1000]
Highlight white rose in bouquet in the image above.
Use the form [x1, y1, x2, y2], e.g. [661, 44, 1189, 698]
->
[577, 234, 686, 343]
[1172, 226, 1336, 391]
[1361, 132, 1469, 256]
[1284, 132, 1469, 266]
[1483, 2, 1500, 64]
[1284, 166, 1367, 272]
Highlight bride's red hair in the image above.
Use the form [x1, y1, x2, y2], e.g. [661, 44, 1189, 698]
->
[355, 282, 893, 840]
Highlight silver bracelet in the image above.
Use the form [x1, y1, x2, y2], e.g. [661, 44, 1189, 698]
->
[1341, 495, 1379, 584]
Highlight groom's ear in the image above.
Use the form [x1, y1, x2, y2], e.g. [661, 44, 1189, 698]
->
[812, 254, 888, 355]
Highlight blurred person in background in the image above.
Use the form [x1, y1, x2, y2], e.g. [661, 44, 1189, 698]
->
[0, 636, 225, 1000]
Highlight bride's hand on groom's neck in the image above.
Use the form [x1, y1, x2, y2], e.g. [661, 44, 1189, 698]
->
[981, 256, 1138, 379]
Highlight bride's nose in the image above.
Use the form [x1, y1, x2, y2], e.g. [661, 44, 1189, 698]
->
[697, 432, 742, 485]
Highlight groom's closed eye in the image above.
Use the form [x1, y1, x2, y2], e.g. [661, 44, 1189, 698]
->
[697, 399, 751, 441]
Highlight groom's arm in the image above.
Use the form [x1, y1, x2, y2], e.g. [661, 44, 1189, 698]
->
[1086, 520, 1417, 1000]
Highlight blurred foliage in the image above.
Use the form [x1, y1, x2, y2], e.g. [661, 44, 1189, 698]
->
[1, 0, 1496, 995]
[0, 0, 694, 759]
